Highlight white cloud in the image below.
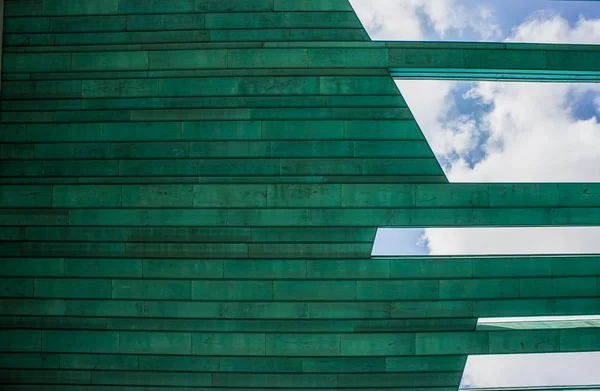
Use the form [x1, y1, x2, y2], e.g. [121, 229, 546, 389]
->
[349, 0, 501, 41]
[396, 80, 485, 164]
[349, 0, 428, 40]
[447, 81, 600, 182]
[508, 12, 600, 44]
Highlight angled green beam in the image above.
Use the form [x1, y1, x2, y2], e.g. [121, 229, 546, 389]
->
[2, 328, 599, 356]
[3, 184, 600, 231]
[3, 207, 600, 227]
[2, 183, 599, 209]
[1, 296, 597, 319]
[5, 42, 599, 84]
[0, 352, 469, 373]
[0, 316, 478, 333]
[386, 41, 600, 82]
[1, 275, 597, 301]
[4, 256, 600, 279]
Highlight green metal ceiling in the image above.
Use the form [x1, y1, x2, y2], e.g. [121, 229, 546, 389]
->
[1, 0, 600, 390]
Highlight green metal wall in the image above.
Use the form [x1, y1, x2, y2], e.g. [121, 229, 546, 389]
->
[1, 0, 600, 390]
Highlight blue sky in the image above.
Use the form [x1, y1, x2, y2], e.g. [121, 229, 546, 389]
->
[474, 0, 600, 31]
[352, 0, 600, 43]
[349, 0, 600, 388]
[372, 228, 429, 256]
[443, 81, 600, 170]
[436, 0, 600, 41]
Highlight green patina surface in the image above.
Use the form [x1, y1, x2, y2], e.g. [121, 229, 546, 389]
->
[1, 0, 600, 389]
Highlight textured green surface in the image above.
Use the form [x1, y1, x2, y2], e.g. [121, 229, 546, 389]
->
[1, 0, 600, 390]
[388, 42, 600, 82]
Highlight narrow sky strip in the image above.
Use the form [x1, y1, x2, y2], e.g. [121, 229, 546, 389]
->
[477, 315, 600, 330]
[372, 227, 600, 256]
[461, 352, 600, 389]
[479, 315, 600, 324]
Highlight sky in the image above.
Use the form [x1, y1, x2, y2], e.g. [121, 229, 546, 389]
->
[347, 0, 600, 388]
[372, 227, 600, 256]
[463, 352, 600, 389]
